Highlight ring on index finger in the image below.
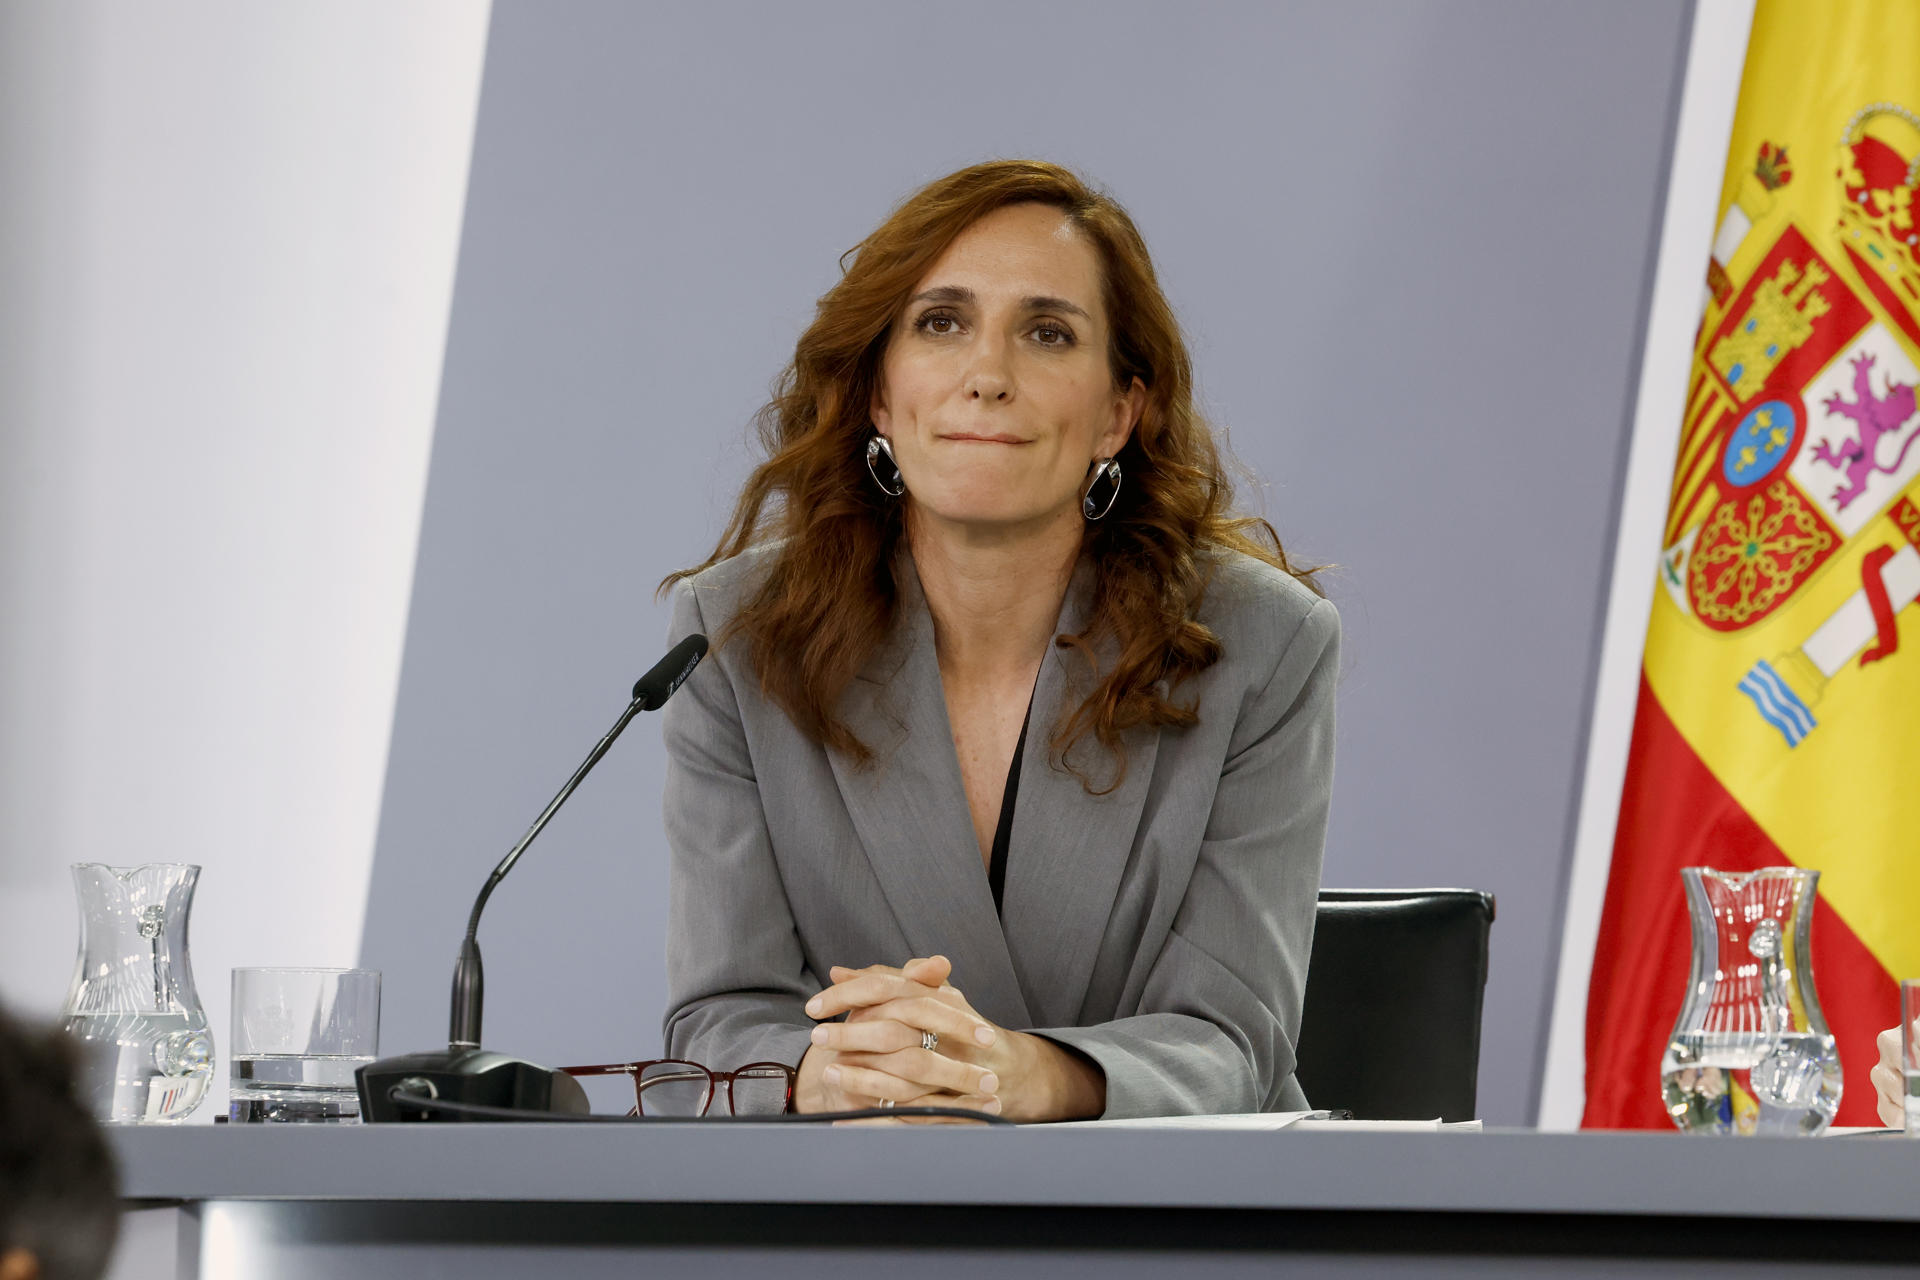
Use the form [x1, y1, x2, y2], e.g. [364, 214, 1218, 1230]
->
[922, 1030, 939, 1052]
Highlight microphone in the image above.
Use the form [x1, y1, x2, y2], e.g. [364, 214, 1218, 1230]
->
[356, 633, 709, 1122]
[631, 632, 708, 710]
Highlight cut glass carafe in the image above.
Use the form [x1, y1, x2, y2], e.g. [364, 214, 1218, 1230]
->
[1659, 866, 1841, 1135]
[59, 863, 213, 1123]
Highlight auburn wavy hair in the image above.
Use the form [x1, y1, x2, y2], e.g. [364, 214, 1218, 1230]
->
[665, 159, 1319, 790]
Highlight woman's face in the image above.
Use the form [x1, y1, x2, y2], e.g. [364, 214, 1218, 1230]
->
[871, 202, 1144, 534]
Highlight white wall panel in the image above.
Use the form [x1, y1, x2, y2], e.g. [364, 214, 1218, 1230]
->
[0, 1, 490, 1125]
[1538, 0, 1755, 1129]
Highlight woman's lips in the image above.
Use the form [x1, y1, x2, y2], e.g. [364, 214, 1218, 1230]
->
[936, 432, 1028, 444]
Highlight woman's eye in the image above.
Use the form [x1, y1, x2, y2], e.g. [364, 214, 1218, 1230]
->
[1033, 324, 1072, 346]
[918, 312, 958, 335]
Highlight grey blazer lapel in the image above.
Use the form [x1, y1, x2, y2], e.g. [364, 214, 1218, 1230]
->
[825, 561, 1033, 1030]
[1000, 562, 1160, 1029]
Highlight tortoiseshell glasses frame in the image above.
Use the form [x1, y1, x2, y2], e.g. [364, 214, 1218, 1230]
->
[561, 1058, 797, 1116]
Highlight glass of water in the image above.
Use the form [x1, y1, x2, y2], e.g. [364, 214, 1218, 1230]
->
[229, 968, 380, 1123]
[1903, 980, 1920, 1136]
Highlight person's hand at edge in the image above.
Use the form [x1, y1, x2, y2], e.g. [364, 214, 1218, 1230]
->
[1873, 1025, 1906, 1129]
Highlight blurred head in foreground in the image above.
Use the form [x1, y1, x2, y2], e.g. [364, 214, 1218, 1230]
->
[0, 1007, 119, 1280]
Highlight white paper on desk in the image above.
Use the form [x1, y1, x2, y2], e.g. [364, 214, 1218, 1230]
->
[1033, 1110, 1321, 1130]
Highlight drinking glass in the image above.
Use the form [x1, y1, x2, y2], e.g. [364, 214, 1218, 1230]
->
[229, 968, 380, 1123]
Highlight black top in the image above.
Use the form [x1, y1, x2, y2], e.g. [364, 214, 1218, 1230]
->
[986, 702, 1032, 917]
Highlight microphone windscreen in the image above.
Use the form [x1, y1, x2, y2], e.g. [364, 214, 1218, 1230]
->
[631, 633, 709, 710]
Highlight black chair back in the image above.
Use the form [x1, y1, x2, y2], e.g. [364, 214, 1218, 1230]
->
[1293, 888, 1495, 1123]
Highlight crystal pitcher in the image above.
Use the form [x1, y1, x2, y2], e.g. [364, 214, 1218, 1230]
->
[1660, 866, 1841, 1135]
[59, 863, 213, 1122]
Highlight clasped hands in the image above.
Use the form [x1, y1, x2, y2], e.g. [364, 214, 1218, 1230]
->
[793, 954, 1104, 1123]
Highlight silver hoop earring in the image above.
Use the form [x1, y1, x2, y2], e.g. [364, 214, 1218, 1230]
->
[866, 434, 905, 497]
[1082, 457, 1122, 520]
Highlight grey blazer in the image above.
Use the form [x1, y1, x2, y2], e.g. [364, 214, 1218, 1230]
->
[660, 544, 1339, 1117]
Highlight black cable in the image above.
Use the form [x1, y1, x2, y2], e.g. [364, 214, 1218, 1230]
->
[387, 1088, 1015, 1126]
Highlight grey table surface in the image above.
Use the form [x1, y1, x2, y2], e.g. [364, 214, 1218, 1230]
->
[110, 1124, 1920, 1222]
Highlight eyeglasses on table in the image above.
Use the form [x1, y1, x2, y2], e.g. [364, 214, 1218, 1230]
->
[561, 1058, 796, 1116]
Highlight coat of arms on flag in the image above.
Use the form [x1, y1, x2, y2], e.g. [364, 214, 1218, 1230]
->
[1583, 0, 1920, 1130]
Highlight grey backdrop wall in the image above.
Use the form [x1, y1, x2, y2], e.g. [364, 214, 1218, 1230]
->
[360, 0, 1692, 1126]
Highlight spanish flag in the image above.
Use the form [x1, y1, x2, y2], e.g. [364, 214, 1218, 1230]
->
[1585, 0, 1920, 1130]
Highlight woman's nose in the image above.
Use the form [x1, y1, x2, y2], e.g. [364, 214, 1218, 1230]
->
[963, 360, 1013, 402]
[962, 332, 1014, 402]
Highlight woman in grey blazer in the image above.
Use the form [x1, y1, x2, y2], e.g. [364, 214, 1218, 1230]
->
[660, 161, 1338, 1123]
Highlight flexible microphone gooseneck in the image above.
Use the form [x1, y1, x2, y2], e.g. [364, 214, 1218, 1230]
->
[450, 632, 709, 1049]
[357, 634, 708, 1123]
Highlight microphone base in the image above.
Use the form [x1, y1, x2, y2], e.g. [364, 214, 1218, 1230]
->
[356, 1049, 590, 1123]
